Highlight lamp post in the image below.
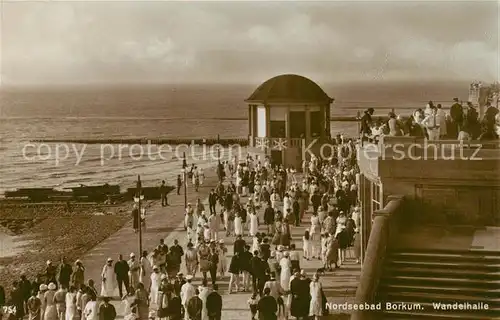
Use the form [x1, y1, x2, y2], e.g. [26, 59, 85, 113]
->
[133, 175, 145, 255]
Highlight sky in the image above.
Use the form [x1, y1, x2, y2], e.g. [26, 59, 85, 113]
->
[0, 0, 499, 86]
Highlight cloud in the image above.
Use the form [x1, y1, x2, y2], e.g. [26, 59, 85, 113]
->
[1, 0, 498, 85]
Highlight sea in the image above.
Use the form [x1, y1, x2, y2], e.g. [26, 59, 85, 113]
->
[0, 81, 469, 194]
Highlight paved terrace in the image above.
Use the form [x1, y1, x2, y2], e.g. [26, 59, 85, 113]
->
[79, 169, 360, 319]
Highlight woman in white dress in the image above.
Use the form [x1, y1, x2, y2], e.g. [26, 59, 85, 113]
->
[309, 213, 322, 259]
[248, 211, 259, 237]
[335, 212, 347, 237]
[279, 252, 292, 292]
[317, 206, 326, 224]
[198, 282, 211, 320]
[123, 290, 138, 320]
[217, 240, 227, 277]
[82, 296, 98, 320]
[234, 212, 243, 236]
[101, 258, 117, 297]
[149, 266, 162, 306]
[140, 251, 152, 292]
[37, 284, 48, 320]
[251, 236, 260, 254]
[309, 274, 323, 319]
[65, 286, 78, 320]
[43, 283, 57, 320]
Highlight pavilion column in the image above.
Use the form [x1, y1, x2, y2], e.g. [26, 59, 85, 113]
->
[326, 104, 331, 138]
[265, 105, 271, 137]
[248, 105, 252, 138]
[253, 106, 258, 138]
[285, 107, 290, 139]
[305, 107, 311, 141]
[320, 106, 325, 140]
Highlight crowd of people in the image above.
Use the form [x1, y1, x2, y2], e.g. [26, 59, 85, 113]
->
[360, 98, 500, 142]
[0, 135, 361, 320]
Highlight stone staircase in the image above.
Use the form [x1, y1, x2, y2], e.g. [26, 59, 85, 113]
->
[375, 249, 500, 319]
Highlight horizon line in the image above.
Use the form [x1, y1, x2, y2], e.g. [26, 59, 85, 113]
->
[0, 79, 476, 90]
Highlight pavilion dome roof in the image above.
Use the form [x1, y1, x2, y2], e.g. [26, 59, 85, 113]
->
[245, 74, 333, 104]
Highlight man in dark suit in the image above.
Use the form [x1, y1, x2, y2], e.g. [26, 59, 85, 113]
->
[160, 180, 169, 206]
[233, 235, 246, 255]
[176, 175, 182, 195]
[206, 284, 222, 320]
[208, 189, 217, 214]
[114, 254, 130, 297]
[187, 290, 203, 320]
[290, 271, 311, 320]
[251, 251, 268, 296]
[257, 288, 278, 320]
[359, 108, 374, 144]
[449, 98, 463, 138]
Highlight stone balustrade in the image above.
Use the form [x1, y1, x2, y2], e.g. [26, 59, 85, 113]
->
[352, 195, 405, 320]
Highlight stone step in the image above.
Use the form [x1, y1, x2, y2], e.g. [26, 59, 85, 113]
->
[388, 251, 500, 264]
[378, 283, 500, 298]
[390, 248, 500, 257]
[376, 309, 489, 320]
[380, 291, 500, 308]
[383, 266, 500, 280]
[387, 259, 500, 272]
[381, 275, 500, 289]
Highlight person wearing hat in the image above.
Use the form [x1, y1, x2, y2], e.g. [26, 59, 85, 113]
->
[186, 289, 202, 320]
[44, 283, 57, 320]
[128, 253, 140, 290]
[87, 279, 98, 298]
[173, 273, 186, 298]
[45, 261, 57, 285]
[37, 284, 48, 319]
[72, 260, 85, 289]
[216, 240, 227, 278]
[150, 266, 162, 305]
[197, 279, 211, 320]
[100, 258, 117, 298]
[185, 242, 199, 277]
[309, 274, 324, 319]
[98, 296, 116, 320]
[263, 272, 284, 301]
[65, 286, 78, 320]
[180, 276, 196, 320]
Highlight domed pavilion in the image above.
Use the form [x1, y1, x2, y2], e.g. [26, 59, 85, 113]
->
[246, 74, 334, 168]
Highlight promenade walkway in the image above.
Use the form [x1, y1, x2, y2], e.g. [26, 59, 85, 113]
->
[79, 169, 360, 319]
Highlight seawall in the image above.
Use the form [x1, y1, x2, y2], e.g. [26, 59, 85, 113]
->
[30, 137, 250, 146]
